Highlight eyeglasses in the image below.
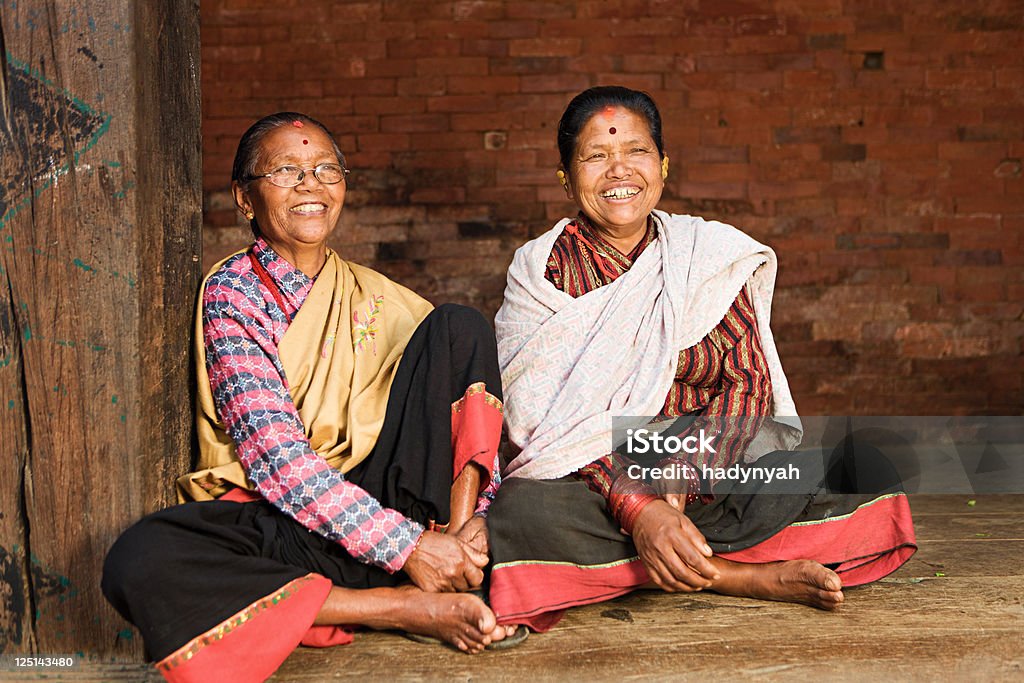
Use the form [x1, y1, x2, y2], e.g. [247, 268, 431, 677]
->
[247, 163, 349, 188]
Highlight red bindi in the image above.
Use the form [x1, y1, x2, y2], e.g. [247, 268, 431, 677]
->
[609, 127, 617, 134]
[302, 139, 309, 144]
[292, 120, 304, 128]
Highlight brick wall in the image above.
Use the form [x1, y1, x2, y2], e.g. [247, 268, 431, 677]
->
[201, 0, 1023, 415]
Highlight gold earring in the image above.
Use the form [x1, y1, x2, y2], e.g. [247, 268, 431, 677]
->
[556, 169, 567, 187]
[245, 211, 254, 220]
[661, 156, 670, 180]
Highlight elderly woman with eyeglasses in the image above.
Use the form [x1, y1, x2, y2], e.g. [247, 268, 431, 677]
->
[102, 112, 519, 682]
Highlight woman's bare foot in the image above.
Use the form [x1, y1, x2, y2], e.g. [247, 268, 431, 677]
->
[392, 586, 513, 652]
[706, 557, 844, 610]
[314, 584, 512, 653]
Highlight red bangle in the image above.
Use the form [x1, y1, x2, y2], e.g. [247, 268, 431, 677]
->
[618, 493, 660, 534]
[608, 474, 659, 535]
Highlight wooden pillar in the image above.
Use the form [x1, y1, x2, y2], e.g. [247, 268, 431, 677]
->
[0, 1, 200, 657]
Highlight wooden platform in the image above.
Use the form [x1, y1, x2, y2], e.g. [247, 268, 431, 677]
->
[4, 495, 1022, 682]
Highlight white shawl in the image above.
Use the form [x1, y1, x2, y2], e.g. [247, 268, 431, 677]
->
[496, 210, 802, 480]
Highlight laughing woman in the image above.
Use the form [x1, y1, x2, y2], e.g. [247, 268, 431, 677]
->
[487, 86, 917, 632]
[102, 113, 515, 683]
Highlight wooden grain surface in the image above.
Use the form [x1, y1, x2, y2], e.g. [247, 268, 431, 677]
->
[5, 494, 1019, 681]
[0, 1, 200, 657]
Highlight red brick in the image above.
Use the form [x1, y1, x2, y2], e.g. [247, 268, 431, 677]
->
[995, 68, 1024, 87]
[325, 78, 396, 97]
[697, 53, 772, 72]
[287, 97, 355, 117]
[395, 76, 446, 97]
[509, 37, 581, 57]
[955, 195, 1024, 216]
[685, 163, 751, 183]
[674, 181, 747, 200]
[381, 2, 455, 20]
[595, 73, 664, 92]
[387, 39, 462, 59]
[867, 143, 938, 160]
[415, 20, 492, 39]
[371, 21, 418, 40]
[489, 55, 567, 75]
[519, 73, 591, 94]
[450, 0, 503, 20]
[355, 133, 410, 152]
[218, 26, 291, 44]
[576, 0, 655, 19]
[700, 126, 772, 146]
[406, 132, 480, 151]
[621, 55, 677, 73]
[450, 111, 524, 131]
[925, 69, 995, 90]
[562, 54, 621, 73]
[207, 45, 261, 62]
[447, 75, 520, 95]
[725, 35, 805, 54]
[783, 70, 837, 89]
[416, 57, 489, 76]
[424, 95, 494, 113]
[393, 150, 466, 169]
[364, 58, 417, 78]
[505, 1, 575, 19]
[461, 39, 509, 58]
[250, 80, 324, 99]
[609, 17, 685, 37]
[494, 166, 551, 186]
[487, 19, 539, 39]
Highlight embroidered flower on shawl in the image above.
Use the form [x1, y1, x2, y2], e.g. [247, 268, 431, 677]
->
[353, 295, 384, 354]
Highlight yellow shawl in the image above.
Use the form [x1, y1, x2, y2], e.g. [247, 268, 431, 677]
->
[176, 248, 433, 502]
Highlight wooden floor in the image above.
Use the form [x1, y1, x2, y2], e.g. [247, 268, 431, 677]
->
[5, 495, 1022, 682]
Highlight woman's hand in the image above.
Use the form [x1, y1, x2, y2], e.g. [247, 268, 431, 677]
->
[402, 530, 488, 593]
[453, 515, 489, 557]
[631, 500, 720, 592]
[660, 493, 685, 513]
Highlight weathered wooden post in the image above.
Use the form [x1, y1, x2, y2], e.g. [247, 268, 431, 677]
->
[0, 2, 200, 658]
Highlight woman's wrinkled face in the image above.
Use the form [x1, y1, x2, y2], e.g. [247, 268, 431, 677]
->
[564, 107, 663, 238]
[233, 124, 345, 256]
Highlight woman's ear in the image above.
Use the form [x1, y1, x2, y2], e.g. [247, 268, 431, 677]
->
[556, 168, 573, 200]
[232, 181, 253, 220]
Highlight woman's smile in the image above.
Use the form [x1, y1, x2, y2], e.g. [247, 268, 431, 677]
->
[290, 201, 328, 215]
[599, 184, 642, 201]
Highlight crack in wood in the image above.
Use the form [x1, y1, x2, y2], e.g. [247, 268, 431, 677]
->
[0, 8, 11, 138]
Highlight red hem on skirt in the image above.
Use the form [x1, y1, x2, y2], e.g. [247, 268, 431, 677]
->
[155, 573, 334, 683]
[491, 558, 649, 631]
[490, 492, 916, 631]
[717, 491, 917, 586]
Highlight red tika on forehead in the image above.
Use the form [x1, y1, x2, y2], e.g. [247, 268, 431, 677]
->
[609, 127, 617, 134]
[302, 139, 308, 144]
[292, 120, 304, 128]
[601, 106, 616, 120]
